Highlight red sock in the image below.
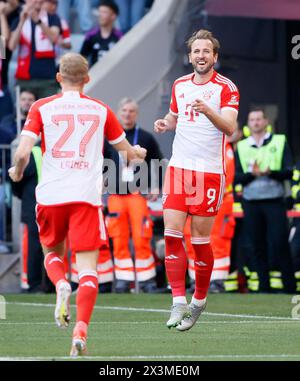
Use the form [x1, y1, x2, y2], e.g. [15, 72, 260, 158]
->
[44, 252, 66, 287]
[164, 229, 187, 297]
[191, 238, 214, 300]
[76, 271, 98, 325]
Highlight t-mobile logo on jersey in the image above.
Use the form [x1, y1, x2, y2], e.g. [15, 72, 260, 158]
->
[291, 35, 300, 60]
[185, 104, 200, 122]
[0, 36, 5, 59]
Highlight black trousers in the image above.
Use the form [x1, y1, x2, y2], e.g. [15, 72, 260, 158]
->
[241, 198, 296, 293]
[291, 218, 300, 271]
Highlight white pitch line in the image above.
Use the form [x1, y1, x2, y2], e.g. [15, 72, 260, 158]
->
[0, 320, 299, 326]
[0, 354, 300, 361]
[5, 301, 300, 321]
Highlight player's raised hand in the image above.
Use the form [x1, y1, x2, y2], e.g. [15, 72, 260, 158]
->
[191, 99, 209, 114]
[154, 119, 169, 134]
[20, 4, 31, 22]
[8, 166, 23, 182]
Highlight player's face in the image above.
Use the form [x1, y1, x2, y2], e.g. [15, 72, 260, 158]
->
[99, 6, 116, 27]
[119, 102, 138, 129]
[20, 92, 36, 115]
[248, 111, 268, 134]
[189, 39, 217, 75]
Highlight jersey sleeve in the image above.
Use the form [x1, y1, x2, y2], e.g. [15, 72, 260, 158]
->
[21, 101, 43, 140]
[104, 107, 125, 145]
[221, 84, 239, 112]
[169, 82, 178, 116]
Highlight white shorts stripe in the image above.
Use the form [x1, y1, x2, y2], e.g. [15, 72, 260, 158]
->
[98, 209, 106, 241]
[216, 175, 225, 210]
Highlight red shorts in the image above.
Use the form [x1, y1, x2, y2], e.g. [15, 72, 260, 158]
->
[36, 203, 107, 252]
[162, 166, 225, 216]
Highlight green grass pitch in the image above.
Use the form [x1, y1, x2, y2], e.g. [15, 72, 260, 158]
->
[0, 293, 300, 361]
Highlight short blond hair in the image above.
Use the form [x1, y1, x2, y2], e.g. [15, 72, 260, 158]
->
[59, 53, 89, 84]
[187, 29, 220, 54]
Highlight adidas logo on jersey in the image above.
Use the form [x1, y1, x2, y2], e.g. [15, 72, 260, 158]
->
[195, 261, 207, 267]
[207, 207, 215, 213]
[81, 281, 97, 289]
[165, 254, 179, 260]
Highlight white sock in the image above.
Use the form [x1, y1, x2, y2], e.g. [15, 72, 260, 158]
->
[192, 296, 206, 307]
[173, 296, 187, 305]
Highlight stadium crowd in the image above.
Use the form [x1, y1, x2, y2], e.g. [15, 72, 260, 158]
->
[0, 0, 299, 297]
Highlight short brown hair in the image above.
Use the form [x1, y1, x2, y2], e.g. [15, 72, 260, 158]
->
[59, 53, 89, 84]
[249, 106, 266, 118]
[187, 29, 220, 54]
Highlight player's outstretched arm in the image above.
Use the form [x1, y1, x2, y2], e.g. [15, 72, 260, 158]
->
[154, 113, 177, 134]
[113, 138, 147, 163]
[9, 136, 36, 182]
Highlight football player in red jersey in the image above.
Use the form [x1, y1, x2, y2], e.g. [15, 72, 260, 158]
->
[154, 29, 239, 331]
[9, 52, 146, 356]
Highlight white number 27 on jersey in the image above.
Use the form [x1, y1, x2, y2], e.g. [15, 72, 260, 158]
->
[51, 114, 99, 159]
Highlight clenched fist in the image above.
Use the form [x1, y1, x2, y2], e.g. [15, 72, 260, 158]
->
[132, 144, 147, 162]
[8, 166, 23, 182]
[154, 119, 170, 134]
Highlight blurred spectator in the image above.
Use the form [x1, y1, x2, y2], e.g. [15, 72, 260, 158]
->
[57, 0, 93, 33]
[104, 97, 163, 293]
[0, 89, 35, 256]
[90, 0, 100, 8]
[43, 0, 71, 50]
[0, 89, 36, 141]
[0, 1, 14, 122]
[235, 107, 296, 293]
[115, 0, 146, 34]
[80, 0, 121, 67]
[9, 0, 61, 99]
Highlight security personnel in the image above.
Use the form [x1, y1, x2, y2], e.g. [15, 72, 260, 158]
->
[291, 162, 300, 291]
[104, 97, 163, 293]
[235, 107, 296, 293]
